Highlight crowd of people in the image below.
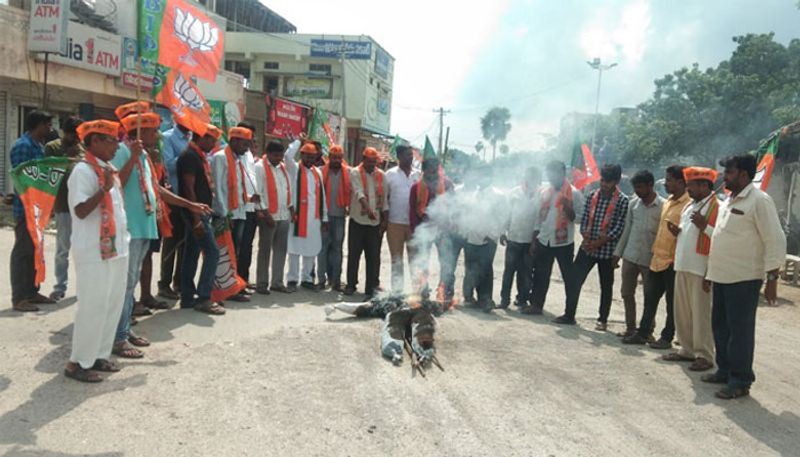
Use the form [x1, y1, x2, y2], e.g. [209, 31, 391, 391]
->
[6, 107, 787, 401]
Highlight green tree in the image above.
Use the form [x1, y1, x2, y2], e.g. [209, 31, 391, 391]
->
[499, 144, 510, 155]
[480, 107, 512, 161]
[475, 141, 485, 160]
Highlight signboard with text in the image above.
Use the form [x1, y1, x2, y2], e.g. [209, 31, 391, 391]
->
[285, 77, 332, 98]
[119, 37, 155, 90]
[266, 98, 308, 138]
[374, 47, 391, 80]
[27, 0, 69, 54]
[310, 39, 372, 60]
[48, 20, 122, 76]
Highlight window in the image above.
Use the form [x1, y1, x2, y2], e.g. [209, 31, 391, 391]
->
[309, 64, 332, 75]
[225, 60, 251, 81]
[264, 62, 279, 70]
[263, 77, 279, 96]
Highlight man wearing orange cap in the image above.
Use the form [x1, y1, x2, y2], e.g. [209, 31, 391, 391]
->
[210, 126, 258, 302]
[344, 147, 386, 298]
[111, 109, 213, 358]
[662, 167, 719, 372]
[235, 121, 260, 291]
[318, 144, 350, 291]
[64, 119, 129, 382]
[285, 138, 328, 291]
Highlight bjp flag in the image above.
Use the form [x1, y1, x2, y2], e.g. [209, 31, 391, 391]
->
[156, 69, 211, 136]
[571, 143, 600, 190]
[157, 0, 224, 82]
[210, 218, 247, 302]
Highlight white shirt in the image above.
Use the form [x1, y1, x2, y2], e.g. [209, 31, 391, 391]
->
[68, 160, 130, 264]
[465, 186, 509, 245]
[242, 150, 258, 213]
[384, 165, 420, 224]
[533, 183, 585, 247]
[614, 195, 664, 266]
[211, 149, 247, 220]
[254, 158, 292, 221]
[674, 194, 716, 277]
[707, 183, 787, 284]
[506, 185, 540, 244]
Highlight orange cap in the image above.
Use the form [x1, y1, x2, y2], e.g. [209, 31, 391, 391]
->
[683, 166, 718, 183]
[362, 147, 379, 159]
[120, 112, 161, 132]
[115, 101, 151, 121]
[329, 144, 344, 156]
[77, 120, 121, 142]
[300, 142, 318, 154]
[228, 126, 253, 140]
[205, 124, 222, 140]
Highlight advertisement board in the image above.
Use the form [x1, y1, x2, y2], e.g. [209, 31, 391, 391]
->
[27, 0, 69, 54]
[310, 39, 372, 60]
[374, 47, 391, 80]
[119, 37, 155, 90]
[266, 98, 308, 138]
[285, 77, 332, 98]
[48, 20, 122, 76]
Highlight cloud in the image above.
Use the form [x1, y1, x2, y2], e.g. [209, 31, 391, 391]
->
[579, 0, 651, 64]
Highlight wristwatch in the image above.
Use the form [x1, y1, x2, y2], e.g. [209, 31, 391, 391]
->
[767, 272, 780, 281]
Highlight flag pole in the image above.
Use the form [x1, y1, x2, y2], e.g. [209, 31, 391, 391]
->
[135, 57, 143, 140]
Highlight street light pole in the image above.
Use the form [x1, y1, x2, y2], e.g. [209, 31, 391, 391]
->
[587, 57, 617, 155]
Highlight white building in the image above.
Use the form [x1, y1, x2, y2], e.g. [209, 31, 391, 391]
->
[225, 32, 395, 162]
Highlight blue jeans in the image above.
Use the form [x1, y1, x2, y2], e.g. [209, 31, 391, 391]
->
[53, 212, 72, 294]
[181, 216, 220, 306]
[318, 215, 345, 284]
[712, 280, 762, 389]
[115, 238, 151, 344]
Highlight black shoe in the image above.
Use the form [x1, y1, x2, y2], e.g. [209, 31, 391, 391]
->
[622, 333, 649, 345]
[648, 339, 673, 350]
[497, 299, 510, 310]
[553, 315, 576, 325]
[480, 300, 494, 313]
[286, 282, 298, 293]
[343, 286, 356, 296]
[157, 287, 179, 300]
[701, 373, 728, 384]
[520, 305, 543, 315]
[715, 386, 750, 400]
[301, 281, 319, 292]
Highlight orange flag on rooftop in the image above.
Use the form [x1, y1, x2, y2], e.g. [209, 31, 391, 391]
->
[156, 70, 211, 136]
[158, 0, 224, 82]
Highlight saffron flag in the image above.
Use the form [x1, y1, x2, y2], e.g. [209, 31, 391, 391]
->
[210, 217, 247, 302]
[144, 0, 224, 82]
[10, 157, 73, 286]
[156, 69, 211, 136]
[571, 143, 600, 190]
[754, 132, 779, 191]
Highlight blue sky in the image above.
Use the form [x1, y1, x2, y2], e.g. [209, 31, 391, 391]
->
[263, 0, 800, 153]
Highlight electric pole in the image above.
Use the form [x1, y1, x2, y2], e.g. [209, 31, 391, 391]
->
[433, 107, 451, 158]
[587, 57, 617, 154]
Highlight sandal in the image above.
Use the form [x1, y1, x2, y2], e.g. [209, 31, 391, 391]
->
[128, 332, 151, 347]
[132, 304, 153, 316]
[662, 352, 695, 362]
[140, 296, 171, 310]
[715, 386, 750, 400]
[689, 358, 714, 372]
[12, 300, 39, 312]
[91, 359, 121, 372]
[64, 365, 102, 383]
[194, 301, 226, 315]
[31, 293, 57, 304]
[112, 341, 144, 359]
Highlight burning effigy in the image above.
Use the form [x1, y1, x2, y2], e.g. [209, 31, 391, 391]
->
[325, 294, 444, 376]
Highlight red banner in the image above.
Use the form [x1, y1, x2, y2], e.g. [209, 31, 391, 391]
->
[266, 99, 308, 138]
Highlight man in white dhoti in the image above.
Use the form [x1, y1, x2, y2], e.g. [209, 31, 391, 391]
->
[285, 140, 328, 291]
[64, 120, 130, 383]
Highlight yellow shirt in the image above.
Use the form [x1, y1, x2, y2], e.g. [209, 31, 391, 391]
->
[649, 192, 690, 272]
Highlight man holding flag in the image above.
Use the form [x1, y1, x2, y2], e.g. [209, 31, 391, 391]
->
[9, 110, 55, 312]
[318, 144, 350, 291]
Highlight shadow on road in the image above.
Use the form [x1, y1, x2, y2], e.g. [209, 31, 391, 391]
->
[2, 446, 123, 457]
[133, 308, 215, 344]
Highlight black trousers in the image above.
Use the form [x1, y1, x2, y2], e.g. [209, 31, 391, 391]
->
[233, 212, 258, 283]
[347, 220, 381, 294]
[464, 242, 497, 304]
[565, 249, 615, 322]
[10, 217, 38, 304]
[712, 280, 762, 389]
[636, 266, 676, 341]
[500, 241, 533, 305]
[159, 204, 185, 292]
[530, 242, 574, 309]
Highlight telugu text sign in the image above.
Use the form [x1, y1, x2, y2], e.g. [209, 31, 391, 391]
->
[27, 0, 69, 54]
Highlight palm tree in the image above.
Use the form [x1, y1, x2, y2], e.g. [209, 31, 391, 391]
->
[499, 144, 510, 155]
[475, 141, 485, 161]
[480, 107, 512, 161]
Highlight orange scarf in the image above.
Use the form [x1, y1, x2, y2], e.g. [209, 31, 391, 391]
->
[264, 160, 291, 215]
[539, 183, 573, 244]
[358, 164, 383, 210]
[225, 146, 248, 212]
[189, 142, 214, 193]
[696, 196, 719, 256]
[586, 187, 621, 237]
[323, 162, 351, 209]
[294, 165, 323, 238]
[416, 171, 445, 218]
[146, 152, 172, 238]
[85, 152, 118, 260]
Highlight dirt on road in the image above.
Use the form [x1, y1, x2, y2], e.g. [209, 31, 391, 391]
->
[0, 227, 798, 457]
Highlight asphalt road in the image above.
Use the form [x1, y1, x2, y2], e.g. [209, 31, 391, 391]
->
[1, 227, 799, 457]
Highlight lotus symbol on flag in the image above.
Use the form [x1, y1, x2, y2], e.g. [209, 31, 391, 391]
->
[173, 7, 219, 67]
[172, 73, 205, 114]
